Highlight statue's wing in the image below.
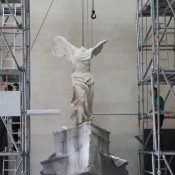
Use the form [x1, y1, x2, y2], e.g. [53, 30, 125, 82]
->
[92, 40, 107, 56]
[52, 36, 78, 62]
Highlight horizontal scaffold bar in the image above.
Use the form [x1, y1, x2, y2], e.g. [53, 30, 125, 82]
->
[94, 113, 138, 116]
[27, 109, 60, 116]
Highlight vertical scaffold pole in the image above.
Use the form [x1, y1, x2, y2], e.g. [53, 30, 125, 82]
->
[21, 0, 30, 174]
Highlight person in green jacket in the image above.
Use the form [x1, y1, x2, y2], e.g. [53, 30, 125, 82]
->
[150, 87, 165, 128]
[150, 87, 165, 150]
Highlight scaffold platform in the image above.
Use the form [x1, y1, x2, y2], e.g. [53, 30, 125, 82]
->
[140, 0, 175, 17]
[140, 69, 175, 85]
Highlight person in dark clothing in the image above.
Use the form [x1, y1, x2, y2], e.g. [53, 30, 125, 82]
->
[0, 85, 13, 152]
[5, 85, 13, 91]
[0, 119, 7, 151]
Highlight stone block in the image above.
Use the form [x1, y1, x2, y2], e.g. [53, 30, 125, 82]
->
[41, 122, 128, 175]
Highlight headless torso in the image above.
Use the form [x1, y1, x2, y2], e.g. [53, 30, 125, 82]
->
[70, 47, 94, 125]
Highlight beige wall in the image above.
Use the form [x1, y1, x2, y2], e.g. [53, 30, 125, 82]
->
[30, 0, 138, 174]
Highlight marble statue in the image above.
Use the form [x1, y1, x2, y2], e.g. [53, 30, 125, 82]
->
[52, 36, 107, 125]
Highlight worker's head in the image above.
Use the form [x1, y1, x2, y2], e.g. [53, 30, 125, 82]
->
[150, 87, 158, 97]
[13, 83, 19, 91]
[154, 87, 158, 97]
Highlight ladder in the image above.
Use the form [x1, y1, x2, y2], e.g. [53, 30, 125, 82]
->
[0, 116, 21, 152]
[1, 4, 22, 70]
[2, 156, 17, 175]
[155, 157, 168, 175]
[0, 116, 21, 175]
[10, 117, 22, 152]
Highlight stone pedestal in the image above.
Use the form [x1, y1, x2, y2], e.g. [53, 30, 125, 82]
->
[41, 122, 128, 175]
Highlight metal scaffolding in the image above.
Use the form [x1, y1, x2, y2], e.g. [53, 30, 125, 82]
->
[0, 0, 30, 174]
[136, 0, 175, 174]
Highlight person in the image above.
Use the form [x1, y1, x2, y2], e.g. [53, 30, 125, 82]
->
[52, 36, 107, 125]
[0, 85, 13, 152]
[149, 87, 165, 150]
[0, 117, 6, 151]
[5, 84, 13, 91]
[10, 83, 20, 151]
